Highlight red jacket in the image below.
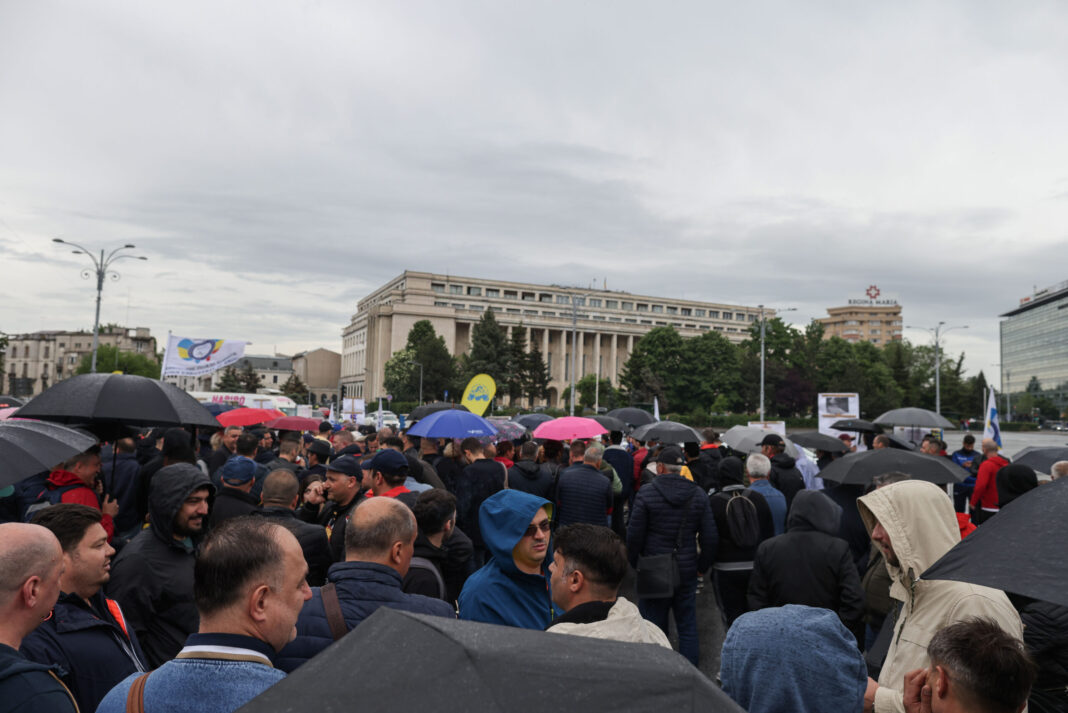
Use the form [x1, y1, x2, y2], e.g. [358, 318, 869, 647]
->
[46, 469, 115, 539]
[632, 447, 648, 491]
[970, 454, 1008, 510]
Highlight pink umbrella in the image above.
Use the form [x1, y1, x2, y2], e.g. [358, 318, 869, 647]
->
[266, 415, 325, 431]
[532, 416, 607, 441]
[0, 407, 19, 420]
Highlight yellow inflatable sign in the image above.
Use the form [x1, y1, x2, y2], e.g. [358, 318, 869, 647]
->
[461, 374, 496, 416]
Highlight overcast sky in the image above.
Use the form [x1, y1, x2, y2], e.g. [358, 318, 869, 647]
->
[2, 1, 1066, 390]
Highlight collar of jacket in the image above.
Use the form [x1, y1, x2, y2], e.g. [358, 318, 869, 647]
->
[547, 599, 614, 629]
[48, 590, 119, 634]
[217, 488, 259, 505]
[327, 560, 404, 586]
[178, 633, 276, 667]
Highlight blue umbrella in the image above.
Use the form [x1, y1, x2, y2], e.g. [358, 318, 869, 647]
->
[407, 409, 498, 439]
[204, 402, 238, 416]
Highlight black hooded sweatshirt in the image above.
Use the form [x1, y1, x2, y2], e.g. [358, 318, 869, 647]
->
[747, 489, 865, 641]
[506, 459, 556, 501]
[106, 463, 215, 668]
[768, 452, 805, 510]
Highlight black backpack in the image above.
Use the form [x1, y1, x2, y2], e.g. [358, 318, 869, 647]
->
[16, 473, 80, 522]
[714, 487, 761, 548]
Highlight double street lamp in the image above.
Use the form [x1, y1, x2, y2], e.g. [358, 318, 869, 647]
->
[907, 321, 969, 415]
[53, 239, 148, 374]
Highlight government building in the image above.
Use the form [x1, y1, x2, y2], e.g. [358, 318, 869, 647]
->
[341, 271, 768, 408]
[1000, 279, 1068, 411]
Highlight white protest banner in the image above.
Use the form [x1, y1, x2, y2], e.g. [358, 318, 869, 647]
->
[161, 334, 247, 377]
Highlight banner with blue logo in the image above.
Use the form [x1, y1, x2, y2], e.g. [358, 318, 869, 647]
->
[161, 334, 247, 377]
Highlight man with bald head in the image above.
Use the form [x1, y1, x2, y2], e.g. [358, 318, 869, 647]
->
[970, 437, 1009, 525]
[0, 523, 78, 713]
[277, 497, 455, 672]
[254, 469, 331, 586]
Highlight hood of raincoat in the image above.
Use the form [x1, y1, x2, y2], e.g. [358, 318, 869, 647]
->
[478, 489, 552, 576]
[720, 604, 867, 713]
[148, 463, 215, 545]
[718, 456, 745, 487]
[786, 489, 841, 535]
[996, 464, 1038, 508]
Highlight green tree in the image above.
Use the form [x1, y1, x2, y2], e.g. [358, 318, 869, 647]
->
[239, 362, 263, 393]
[281, 374, 309, 401]
[561, 374, 622, 410]
[523, 340, 550, 406]
[215, 366, 244, 392]
[75, 345, 161, 378]
[619, 327, 684, 410]
[464, 308, 510, 387]
[505, 324, 528, 405]
[406, 320, 459, 403]
[383, 346, 418, 402]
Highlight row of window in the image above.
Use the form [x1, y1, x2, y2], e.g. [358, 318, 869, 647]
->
[429, 283, 754, 321]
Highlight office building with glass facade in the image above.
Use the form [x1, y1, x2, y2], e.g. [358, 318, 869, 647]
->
[1000, 279, 1068, 411]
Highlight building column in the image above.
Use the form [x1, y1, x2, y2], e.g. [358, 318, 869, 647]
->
[609, 333, 618, 386]
[593, 333, 601, 383]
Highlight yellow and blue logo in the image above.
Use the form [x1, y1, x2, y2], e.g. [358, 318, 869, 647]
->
[462, 374, 497, 416]
[177, 339, 224, 364]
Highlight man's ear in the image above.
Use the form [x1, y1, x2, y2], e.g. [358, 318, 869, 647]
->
[249, 583, 271, 624]
[569, 569, 584, 593]
[933, 665, 950, 699]
[390, 540, 405, 565]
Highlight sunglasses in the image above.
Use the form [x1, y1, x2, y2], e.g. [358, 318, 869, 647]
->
[523, 520, 552, 538]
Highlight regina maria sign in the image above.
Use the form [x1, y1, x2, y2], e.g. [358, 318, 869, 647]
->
[847, 284, 899, 306]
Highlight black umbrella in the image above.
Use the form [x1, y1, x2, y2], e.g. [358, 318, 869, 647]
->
[830, 419, 884, 434]
[630, 421, 703, 444]
[1011, 446, 1068, 474]
[512, 413, 554, 429]
[605, 407, 656, 427]
[818, 448, 969, 485]
[923, 478, 1068, 607]
[874, 407, 956, 430]
[16, 373, 219, 429]
[238, 609, 743, 713]
[408, 401, 469, 422]
[789, 431, 849, 453]
[0, 419, 100, 488]
[0, 395, 24, 409]
[592, 415, 628, 433]
[884, 433, 917, 451]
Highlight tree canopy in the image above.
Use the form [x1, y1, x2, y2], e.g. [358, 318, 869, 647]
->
[75, 345, 160, 379]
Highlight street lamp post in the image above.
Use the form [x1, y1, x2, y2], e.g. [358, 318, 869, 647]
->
[411, 361, 424, 405]
[758, 305, 796, 422]
[568, 292, 591, 417]
[53, 239, 147, 374]
[908, 321, 969, 415]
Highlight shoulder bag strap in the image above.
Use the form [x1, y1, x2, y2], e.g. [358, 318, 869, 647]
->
[672, 490, 700, 553]
[321, 582, 349, 642]
[126, 672, 151, 713]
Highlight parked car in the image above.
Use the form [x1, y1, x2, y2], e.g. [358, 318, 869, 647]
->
[364, 410, 401, 429]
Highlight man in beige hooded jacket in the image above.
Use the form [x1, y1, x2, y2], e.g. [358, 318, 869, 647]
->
[857, 480, 1023, 713]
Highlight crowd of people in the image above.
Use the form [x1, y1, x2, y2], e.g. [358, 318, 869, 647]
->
[0, 416, 1064, 713]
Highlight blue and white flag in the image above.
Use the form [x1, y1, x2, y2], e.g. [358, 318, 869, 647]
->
[982, 388, 1002, 448]
[161, 334, 247, 377]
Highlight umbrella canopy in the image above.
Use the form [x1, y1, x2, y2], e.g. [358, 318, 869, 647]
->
[532, 416, 607, 441]
[511, 413, 554, 429]
[923, 477, 1068, 608]
[238, 609, 744, 713]
[721, 425, 800, 458]
[0, 419, 100, 488]
[0, 395, 24, 409]
[203, 402, 239, 416]
[0, 407, 19, 420]
[591, 415, 629, 433]
[789, 431, 849, 454]
[830, 419, 884, 434]
[818, 448, 969, 486]
[483, 419, 527, 443]
[605, 407, 656, 427]
[874, 407, 956, 430]
[265, 415, 323, 432]
[630, 421, 703, 444]
[16, 373, 220, 429]
[1011, 446, 1068, 474]
[216, 408, 286, 428]
[884, 433, 917, 451]
[409, 401, 469, 421]
[407, 409, 498, 439]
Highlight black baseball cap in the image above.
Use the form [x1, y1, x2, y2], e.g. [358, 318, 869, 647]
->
[759, 434, 784, 447]
[656, 446, 686, 466]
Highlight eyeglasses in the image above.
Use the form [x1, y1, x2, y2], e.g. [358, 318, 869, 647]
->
[523, 520, 552, 538]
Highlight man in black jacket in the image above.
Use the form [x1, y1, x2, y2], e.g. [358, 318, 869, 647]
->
[626, 447, 717, 667]
[106, 463, 214, 667]
[22, 505, 147, 713]
[555, 443, 613, 527]
[602, 432, 634, 535]
[254, 470, 332, 586]
[208, 456, 261, 528]
[759, 434, 805, 510]
[747, 489, 865, 643]
[508, 441, 555, 500]
[319, 455, 367, 562]
[403, 489, 464, 604]
[454, 437, 506, 566]
[206, 426, 241, 477]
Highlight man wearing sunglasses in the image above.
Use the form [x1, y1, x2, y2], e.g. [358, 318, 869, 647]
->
[458, 490, 560, 630]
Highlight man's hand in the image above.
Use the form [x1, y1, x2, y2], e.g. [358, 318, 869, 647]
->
[864, 678, 879, 713]
[903, 669, 932, 713]
[101, 494, 120, 518]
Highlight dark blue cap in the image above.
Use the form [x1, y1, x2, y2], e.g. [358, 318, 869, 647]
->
[361, 449, 409, 476]
[220, 456, 258, 485]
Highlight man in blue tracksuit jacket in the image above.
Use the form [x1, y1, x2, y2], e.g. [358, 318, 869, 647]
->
[458, 490, 561, 629]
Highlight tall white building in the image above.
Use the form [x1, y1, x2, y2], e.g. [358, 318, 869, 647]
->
[341, 271, 768, 407]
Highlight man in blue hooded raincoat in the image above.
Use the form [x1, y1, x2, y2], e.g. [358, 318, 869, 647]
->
[458, 490, 561, 629]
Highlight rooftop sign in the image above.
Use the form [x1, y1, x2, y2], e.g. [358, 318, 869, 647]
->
[847, 284, 899, 306]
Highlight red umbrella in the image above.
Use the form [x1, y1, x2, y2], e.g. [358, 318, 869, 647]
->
[217, 408, 286, 427]
[532, 416, 607, 441]
[265, 415, 323, 432]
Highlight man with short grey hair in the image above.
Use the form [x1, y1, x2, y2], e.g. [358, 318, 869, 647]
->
[1050, 460, 1068, 481]
[0, 522, 77, 713]
[277, 497, 454, 672]
[746, 453, 787, 535]
[555, 441, 614, 527]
